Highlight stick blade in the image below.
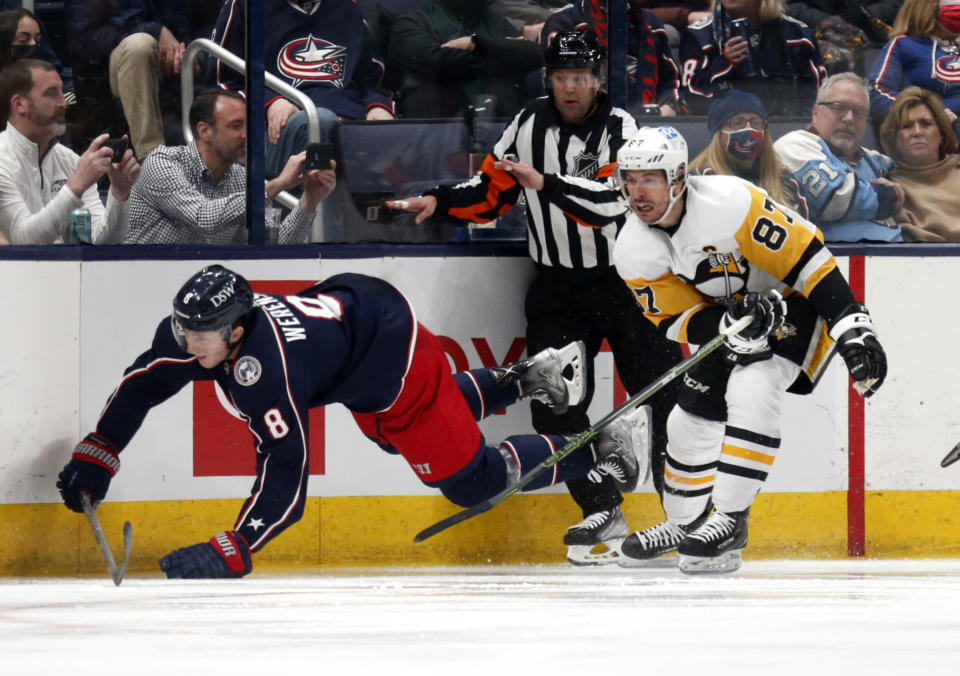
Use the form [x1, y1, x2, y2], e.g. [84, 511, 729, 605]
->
[413, 501, 495, 543]
[112, 521, 134, 586]
[941, 443, 960, 468]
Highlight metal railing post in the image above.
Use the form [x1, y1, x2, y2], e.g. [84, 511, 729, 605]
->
[181, 38, 323, 211]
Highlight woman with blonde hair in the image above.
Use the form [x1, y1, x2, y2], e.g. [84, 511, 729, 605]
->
[879, 85, 960, 240]
[869, 0, 960, 124]
[689, 89, 808, 215]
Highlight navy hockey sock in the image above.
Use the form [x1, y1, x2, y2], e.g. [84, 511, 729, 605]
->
[454, 368, 520, 421]
[501, 433, 595, 491]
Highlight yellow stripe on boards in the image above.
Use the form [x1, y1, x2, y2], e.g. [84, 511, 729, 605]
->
[2, 491, 959, 576]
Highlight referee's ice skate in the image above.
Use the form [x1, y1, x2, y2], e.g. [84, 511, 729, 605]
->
[562, 405, 650, 565]
[677, 509, 749, 574]
[563, 507, 629, 566]
[492, 341, 586, 414]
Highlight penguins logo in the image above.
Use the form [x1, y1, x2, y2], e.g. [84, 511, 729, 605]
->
[277, 35, 346, 88]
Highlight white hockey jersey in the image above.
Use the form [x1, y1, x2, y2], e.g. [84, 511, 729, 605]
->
[613, 174, 852, 389]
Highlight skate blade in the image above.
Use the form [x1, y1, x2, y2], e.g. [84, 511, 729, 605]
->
[566, 540, 623, 567]
[677, 549, 743, 575]
[616, 551, 678, 569]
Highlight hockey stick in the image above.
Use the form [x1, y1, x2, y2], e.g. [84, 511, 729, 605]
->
[413, 314, 755, 543]
[941, 442, 960, 468]
[81, 493, 133, 586]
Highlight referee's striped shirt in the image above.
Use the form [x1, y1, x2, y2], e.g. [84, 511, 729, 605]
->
[428, 94, 636, 269]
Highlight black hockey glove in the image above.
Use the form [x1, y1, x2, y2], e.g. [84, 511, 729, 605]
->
[56, 434, 121, 513]
[720, 290, 787, 365]
[829, 303, 886, 398]
[159, 531, 253, 579]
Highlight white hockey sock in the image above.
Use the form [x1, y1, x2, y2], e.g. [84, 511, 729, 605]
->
[662, 407, 724, 526]
[711, 425, 779, 513]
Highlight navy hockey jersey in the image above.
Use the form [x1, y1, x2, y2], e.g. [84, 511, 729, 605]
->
[678, 9, 825, 114]
[210, 0, 394, 119]
[92, 274, 416, 551]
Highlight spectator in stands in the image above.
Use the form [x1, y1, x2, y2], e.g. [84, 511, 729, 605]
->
[788, 1, 900, 74]
[492, 0, 571, 41]
[124, 90, 334, 245]
[679, 0, 827, 115]
[879, 86, 960, 241]
[542, 0, 685, 115]
[387, 0, 545, 118]
[630, 0, 712, 46]
[65, 0, 193, 159]
[211, 0, 395, 184]
[389, 30, 684, 566]
[690, 89, 809, 216]
[787, 0, 900, 45]
[0, 59, 139, 245]
[868, 0, 960, 125]
[0, 7, 41, 70]
[0, 7, 74, 99]
[775, 71, 904, 241]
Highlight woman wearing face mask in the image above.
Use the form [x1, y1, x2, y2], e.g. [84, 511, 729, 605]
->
[0, 8, 74, 103]
[869, 0, 960, 126]
[689, 89, 809, 217]
[0, 8, 42, 70]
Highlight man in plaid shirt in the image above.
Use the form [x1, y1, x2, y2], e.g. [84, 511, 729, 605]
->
[124, 89, 335, 244]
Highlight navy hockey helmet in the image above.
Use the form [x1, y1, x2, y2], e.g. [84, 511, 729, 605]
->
[170, 265, 255, 351]
[545, 29, 605, 78]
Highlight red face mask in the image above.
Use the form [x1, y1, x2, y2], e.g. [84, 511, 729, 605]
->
[938, 6, 960, 35]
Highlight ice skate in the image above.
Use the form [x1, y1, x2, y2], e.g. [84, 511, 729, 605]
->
[563, 506, 629, 566]
[492, 341, 586, 414]
[588, 405, 651, 492]
[617, 510, 709, 568]
[677, 509, 749, 575]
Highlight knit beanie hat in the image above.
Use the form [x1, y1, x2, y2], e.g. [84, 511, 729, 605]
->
[707, 90, 768, 135]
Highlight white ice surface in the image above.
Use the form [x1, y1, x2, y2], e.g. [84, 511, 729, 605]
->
[2, 560, 959, 675]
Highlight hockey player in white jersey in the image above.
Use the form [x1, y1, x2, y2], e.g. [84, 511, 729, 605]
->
[609, 125, 887, 573]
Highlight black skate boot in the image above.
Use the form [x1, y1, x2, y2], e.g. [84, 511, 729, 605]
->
[617, 509, 709, 568]
[588, 405, 651, 493]
[563, 506, 629, 566]
[677, 509, 749, 575]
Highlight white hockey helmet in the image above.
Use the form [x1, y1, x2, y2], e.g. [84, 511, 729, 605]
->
[616, 126, 688, 224]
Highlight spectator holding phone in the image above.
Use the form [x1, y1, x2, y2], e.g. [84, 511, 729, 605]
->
[0, 59, 138, 244]
[679, 0, 827, 114]
[124, 90, 335, 244]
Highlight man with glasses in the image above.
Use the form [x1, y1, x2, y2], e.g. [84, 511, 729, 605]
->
[775, 72, 904, 242]
[389, 29, 683, 567]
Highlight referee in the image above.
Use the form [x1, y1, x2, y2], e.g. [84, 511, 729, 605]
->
[390, 30, 682, 565]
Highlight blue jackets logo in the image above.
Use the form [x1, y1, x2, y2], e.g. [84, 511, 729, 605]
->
[234, 356, 262, 386]
[277, 35, 347, 88]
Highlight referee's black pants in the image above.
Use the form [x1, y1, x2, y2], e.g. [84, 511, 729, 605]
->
[525, 264, 683, 516]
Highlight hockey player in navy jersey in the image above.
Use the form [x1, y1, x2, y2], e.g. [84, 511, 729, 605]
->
[56, 265, 649, 579]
